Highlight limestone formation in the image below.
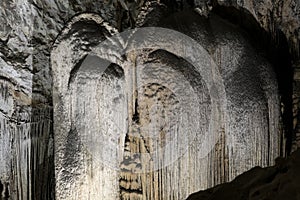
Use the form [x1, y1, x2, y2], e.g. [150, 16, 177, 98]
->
[52, 11, 280, 200]
[0, 0, 300, 200]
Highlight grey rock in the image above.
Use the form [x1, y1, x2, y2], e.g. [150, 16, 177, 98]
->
[0, 0, 299, 199]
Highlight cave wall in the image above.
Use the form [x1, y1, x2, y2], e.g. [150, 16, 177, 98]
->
[0, 0, 299, 199]
[51, 12, 281, 200]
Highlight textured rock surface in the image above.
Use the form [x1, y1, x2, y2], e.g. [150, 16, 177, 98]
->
[52, 12, 280, 200]
[187, 149, 300, 200]
[0, 0, 299, 199]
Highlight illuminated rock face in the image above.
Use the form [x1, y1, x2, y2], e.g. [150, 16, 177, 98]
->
[51, 13, 281, 200]
[1, 0, 300, 199]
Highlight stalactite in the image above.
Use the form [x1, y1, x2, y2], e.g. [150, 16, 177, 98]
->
[58, 47, 282, 199]
[0, 79, 53, 199]
[52, 12, 283, 200]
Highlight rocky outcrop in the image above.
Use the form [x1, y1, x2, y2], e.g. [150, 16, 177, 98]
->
[187, 149, 300, 200]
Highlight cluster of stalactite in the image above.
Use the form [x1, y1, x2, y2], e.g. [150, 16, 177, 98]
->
[0, 80, 53, 200]
[50, 13, 284, 200]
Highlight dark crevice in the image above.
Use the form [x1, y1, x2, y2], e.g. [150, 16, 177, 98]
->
[124, 133, 130, 149]
[4, 182, 9, 200]
[0, 75, 18, 87]
[120, 188, 143, 195]
[132, 97, 140, 124]
[68, 54, 88, 88]
[103, 64, 124, 79]
[0, 180, 3, 199]
[62, 18, 110, 42]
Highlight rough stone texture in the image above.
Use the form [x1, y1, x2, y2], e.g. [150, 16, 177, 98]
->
[52, 11, 280, 200]
[0, 0, 300, 199]
[187, 149, 300, 200]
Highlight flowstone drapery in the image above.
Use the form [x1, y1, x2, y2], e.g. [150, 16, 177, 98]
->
[51, 13, 281, 200]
